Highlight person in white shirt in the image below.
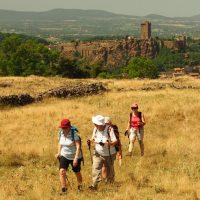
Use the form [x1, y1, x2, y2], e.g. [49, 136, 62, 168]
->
[55, 118, 83, 194]
[88, 115, 117, 190]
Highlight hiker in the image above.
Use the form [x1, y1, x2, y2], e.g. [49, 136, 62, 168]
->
[105, 117, 122, 165]
[88, 115, 117, 190]
[55, 118, 83, 194]
[101, 117, 122, 179]
[125, 103, 146, 156]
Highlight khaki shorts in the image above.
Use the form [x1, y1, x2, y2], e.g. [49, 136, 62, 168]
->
[129, 128, 144, 141]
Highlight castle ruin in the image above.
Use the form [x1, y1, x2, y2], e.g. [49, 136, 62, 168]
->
[141, 21, 151, 40]
[49, 21, 186, 67]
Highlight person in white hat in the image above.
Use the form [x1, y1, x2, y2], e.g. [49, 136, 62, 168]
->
[88, 115, 117, 190]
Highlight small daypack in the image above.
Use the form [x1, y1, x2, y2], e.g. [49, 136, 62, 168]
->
[107, 124, 122, 153]
[59, 126, 84, 165]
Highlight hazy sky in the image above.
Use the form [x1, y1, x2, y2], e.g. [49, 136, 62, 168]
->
[0, 0, 200, 17]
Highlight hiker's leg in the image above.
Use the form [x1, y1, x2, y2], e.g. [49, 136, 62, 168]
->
[72, 159, 82, 185]
[117, 151, 122, 166]
[92, 153, 104, 187]
[138, 129, 144, 156]
[60, 168, 67, 188]
[139, 140, 144, 156]
[104, 154, 116, 183]
[75, 172, 82, 185]
[128, 128, 136, 154]
[102, 164, 107, 179]
[59, 156, 70, 190]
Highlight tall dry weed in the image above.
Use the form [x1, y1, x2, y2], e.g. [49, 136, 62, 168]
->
[0, 77, 200, 200]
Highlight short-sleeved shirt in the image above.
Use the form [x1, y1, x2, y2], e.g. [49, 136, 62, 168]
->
[91, 125, 117, 156]
[59, 129, 82, 160]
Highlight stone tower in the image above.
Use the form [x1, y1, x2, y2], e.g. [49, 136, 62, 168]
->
[141, 21, 151, 40]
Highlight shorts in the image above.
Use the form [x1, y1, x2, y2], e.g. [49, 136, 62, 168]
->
[129, 127, 144, 141]
[59, 156, 81, 173]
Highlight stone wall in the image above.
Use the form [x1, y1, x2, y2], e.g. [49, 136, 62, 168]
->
[0, 83, 106, 107]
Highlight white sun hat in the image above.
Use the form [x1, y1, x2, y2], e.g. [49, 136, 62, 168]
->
[92, 115, 105, 125]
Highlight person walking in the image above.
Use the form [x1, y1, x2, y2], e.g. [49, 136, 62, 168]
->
[88, 115, 117, 190]
[125, 103, 146, 156]
[100, 117, 122, 180]
[104, 117, 122, 166]
[55, 118, 83, 194]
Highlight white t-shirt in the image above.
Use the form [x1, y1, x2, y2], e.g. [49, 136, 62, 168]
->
[59, 129, 82, 160]
[91, 125, 117, 156]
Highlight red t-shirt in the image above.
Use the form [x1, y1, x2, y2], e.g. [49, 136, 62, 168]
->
[131, 113, 141, 128]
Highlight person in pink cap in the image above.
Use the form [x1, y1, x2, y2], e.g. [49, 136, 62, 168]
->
[55, 118, 83, 194]
[125, 103, 146, 156]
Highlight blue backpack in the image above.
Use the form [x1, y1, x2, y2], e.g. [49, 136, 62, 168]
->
[59, 126, 84, 165]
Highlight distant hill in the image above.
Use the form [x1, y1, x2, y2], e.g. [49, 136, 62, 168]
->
[1, 9, 200, 39]
[143, 14, 172, 20]
[0, 9, 134, 21]
[1, 9, 200, 21]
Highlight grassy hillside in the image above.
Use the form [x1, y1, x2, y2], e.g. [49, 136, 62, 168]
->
[0, 77, 200, 200]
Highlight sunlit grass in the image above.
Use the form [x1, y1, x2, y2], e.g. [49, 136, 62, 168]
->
[0, 77, 200, 199]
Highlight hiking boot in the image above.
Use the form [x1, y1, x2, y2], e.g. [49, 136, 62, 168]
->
[88, 185, 97, 191]
[78, 185, 83, 191]
[60, 187, 67, 195]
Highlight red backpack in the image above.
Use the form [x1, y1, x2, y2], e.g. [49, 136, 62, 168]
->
[107, 124, 122, 152]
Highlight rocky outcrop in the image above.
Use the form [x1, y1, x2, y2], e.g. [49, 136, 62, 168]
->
[59, 38, 159, 67]
[0, 83, 106, 107]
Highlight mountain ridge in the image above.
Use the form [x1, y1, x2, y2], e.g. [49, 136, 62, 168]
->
[0, 8, 199, 21]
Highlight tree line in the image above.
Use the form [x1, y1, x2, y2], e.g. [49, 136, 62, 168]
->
[1, 33, 200, 78]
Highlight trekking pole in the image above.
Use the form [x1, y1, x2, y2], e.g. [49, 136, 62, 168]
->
[87, 140, 93, 164]
[107, 140, 113, 164]
[66, 175, 72, 189]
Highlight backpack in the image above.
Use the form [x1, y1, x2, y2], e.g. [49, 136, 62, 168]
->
[129, 112, 142, 129]
[107, 124, 122, 153]
[59, 126, 84, 165]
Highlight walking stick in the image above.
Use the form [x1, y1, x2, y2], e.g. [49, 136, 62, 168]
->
[107, 140, 113, 164]
[66, 175, 72, 189]
[87, 140, 93, 164]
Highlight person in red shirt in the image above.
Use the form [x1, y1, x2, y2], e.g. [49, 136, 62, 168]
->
[125, 103, 146, 156]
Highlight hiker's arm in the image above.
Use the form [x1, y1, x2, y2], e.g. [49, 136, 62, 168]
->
[142, 114, 146, 126]
[126, 120, 130, 130]
[55, 144, 62, 159]
[73, 140, 80, 167]
[108, 140, 118, 146]
[90, 129, 97, 145]
[107, 129, 118, 146]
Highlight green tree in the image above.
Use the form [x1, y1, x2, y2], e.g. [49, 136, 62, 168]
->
[153, 47, 185, 71]
[124, 57, 158, 78]
[57, 56, 87, 78]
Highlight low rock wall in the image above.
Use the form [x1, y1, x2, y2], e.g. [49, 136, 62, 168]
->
[0, 83, 106, 107]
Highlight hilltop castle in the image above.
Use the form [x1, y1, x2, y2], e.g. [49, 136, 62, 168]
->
[49, 21, 186, 67]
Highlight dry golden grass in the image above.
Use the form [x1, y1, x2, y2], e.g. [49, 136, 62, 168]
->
[0, 76, 200, 200]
